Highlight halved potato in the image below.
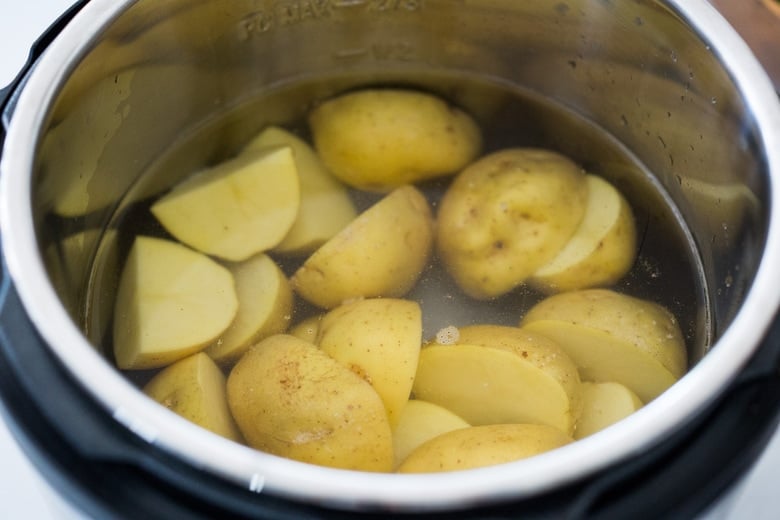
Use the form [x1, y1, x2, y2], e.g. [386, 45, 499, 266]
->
[113, 236, 238, 370]
[242, 126, 358, 255]
[309, 88, 482, 191]
[392, 400, 470, 469]
[151, 146, 300, 261]
[291, 185, 434, 309]
[575, 382, 643, 439]
[288, 314, 323, 344]
[530, 174, 637, 293]
[317, 298, 422, 426]
[205, 253, 293, 366]
[143, 353, 243, 442]
[227, 334, 393, 471]
[397, 423, 572, 473]
[412, 342, 577, 434]
[436, 148, 588, 299]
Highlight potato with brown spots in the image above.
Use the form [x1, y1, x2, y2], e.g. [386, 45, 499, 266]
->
[437, 148, 588, 299]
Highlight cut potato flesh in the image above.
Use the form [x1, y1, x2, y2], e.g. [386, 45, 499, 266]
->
[151, 146, 300, 261]
[397, 423, 572, 473]
[143, 353, 243, 442]
[291, 185, 434, 309]
[205, 253, 293, 366]
[243, 126, 357, 255]
[531, 174, 637, 293]
[412, 344, 575, 433]
[113, 236, 238, 370]
[575, 381, 643, 440]
[318, 298, 422, 427]
[521, 320, 678, 402]
[392, 400, 470, 469]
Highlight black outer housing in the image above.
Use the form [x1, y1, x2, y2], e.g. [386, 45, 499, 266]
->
[2, 4, 780, 518]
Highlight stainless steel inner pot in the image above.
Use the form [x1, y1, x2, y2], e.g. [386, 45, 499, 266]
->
[1, 0, 780, 512]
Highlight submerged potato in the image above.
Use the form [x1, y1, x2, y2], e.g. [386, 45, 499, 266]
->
[309, 88, 482, 191]
[227, 334, 393, 471]
[530, 174, 637, 293]
[113, 236, 238, 370]
[291, 185, 434, 309]
[575, 382, 643, 439]
[317, 298, 422, 426]
[392, 400, 470, 469]
[397, 424, 572, 473]
[437, 148, 588, 299]
[143, 353, 243, 442]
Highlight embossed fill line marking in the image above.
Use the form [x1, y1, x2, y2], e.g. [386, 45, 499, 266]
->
[332, 0, 368, 6]
[333, 48, 370, 59]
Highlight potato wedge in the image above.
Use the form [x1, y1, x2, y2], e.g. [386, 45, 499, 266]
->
[575, 382, 643, 439]
[397, 424, 572, 473]
[227, 334, 393, 471]
[291, 185, 434, 309]
[437, 148, 588, 299]
[521, 289, 687, 380]
[450, 324, 583, 431]
[143, 353, 243, 442]
[309, 88, 482, 191]
[531, 174, 637, 293]
[392, 400, 470, 469]
[317, 298, 422, 426]
[113, 236, 238, 370]
[288, 314, 323, 344]
[151, 146, 300, 261]
[205, 253, 293, 366]
[242, 126, 357, 255]
[412, 343, 576, 434]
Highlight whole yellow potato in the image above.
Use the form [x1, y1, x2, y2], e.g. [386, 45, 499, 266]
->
[309, 88, 482, 191]
[291, 185, 434, 309]
[437, 148, 588, 299]
[397, 424, 572, 473]
[227, 334, 393, 471]
[317, 298, 422, 426]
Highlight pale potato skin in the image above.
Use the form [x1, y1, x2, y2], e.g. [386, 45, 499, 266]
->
[452, 324, 583, 429]
[521, 289, 687, 379]
[530, 174, 637, 293]
[397, 424, 572, 473]
[143, 353, 243, 442]
[205, 253, 293, 366]
[288, 314, 323, 344]
[151, 146, 300, 261]
[113, 236, 238, 370]
[227, 334, 394, 471]
[437, 148, 588, 299]
[575, 382, 643, 440]
[291, 185, 434, 309]
[242, 126, 358, 255]
[309, 89, 482, 191]
[317, 298, 422, 426]
[392, 400, 470, 469]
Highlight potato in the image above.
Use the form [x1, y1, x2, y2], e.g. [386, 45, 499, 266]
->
[291, 185, 434, 309]
[308, 88, 482, 191]
[451, 324, 583, 431]
[151, 146, 300, 261]
[317, 298, 422, 426]
[530, 174, 637, 293]
[113, 236, 238, 370]
[143, 353, 243, 442]
[242, 126, 358, 255]
[575, 382, 643, 440]
[397, 424, 572, 473]
[412, 341, 578, 435]
[288, 314, 323, 344]
[227, 334, 393, 471]
[205, 254, 293, 366]
[392, 400, 470, 469]
[520, 289, 687, 401]
[437, 148, 588, 299]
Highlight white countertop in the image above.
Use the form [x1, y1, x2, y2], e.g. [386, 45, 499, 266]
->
[1, 1, 779, 518]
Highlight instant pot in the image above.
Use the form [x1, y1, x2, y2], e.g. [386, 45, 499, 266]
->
[1, 0, 780, 518]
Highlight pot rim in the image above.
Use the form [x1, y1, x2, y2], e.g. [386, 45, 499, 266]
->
[1, 0, 780, 511]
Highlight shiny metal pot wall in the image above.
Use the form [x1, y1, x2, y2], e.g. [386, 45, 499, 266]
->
[1, 0, 779, 512]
